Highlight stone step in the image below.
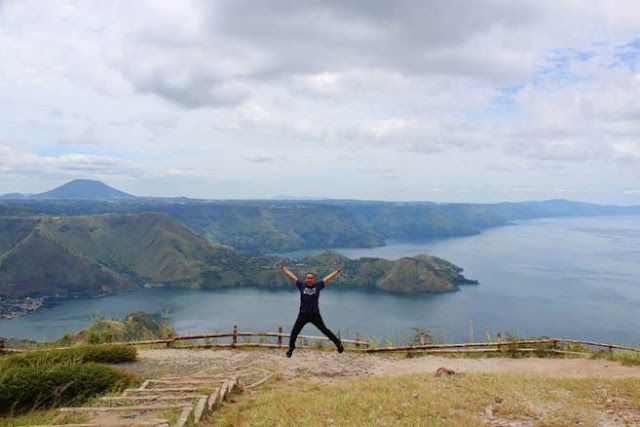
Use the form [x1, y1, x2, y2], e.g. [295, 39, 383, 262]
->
[161, 375, 236, 381]
[32, 420, 169, 427]
[97, 395, 209, 424]
[161, 368, 257, 381]
[59, 404, 193, 427]
[122, 385, 225, 418]
[42, 371, 246, 426]
[99, 394, 208, 404]
[59, 404, 193, 412]
[193, 393, 208, 423]
[218, 380, 237, 402]
[125, 386, 216, 395]
[144, 379, 226, 388]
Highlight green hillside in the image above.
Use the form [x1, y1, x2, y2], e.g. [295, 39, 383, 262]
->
[0, 213, 246, 297]
[0, 213, 474, 302]
[0, 228, 134, 297]
[0, 217, 40, 254]
[42, 213, 214, 283]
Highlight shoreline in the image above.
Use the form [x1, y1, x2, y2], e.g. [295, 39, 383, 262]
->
[0, 272, 479, 322]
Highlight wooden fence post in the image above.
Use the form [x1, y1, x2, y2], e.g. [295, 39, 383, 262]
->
[233, 325, 238, 348]
[278, 326, 283, 347]
[0, 337, 4, 352]
[497, 333, 502, 353]
[355, 331, 360, 349]
[420, 331, 426, 346]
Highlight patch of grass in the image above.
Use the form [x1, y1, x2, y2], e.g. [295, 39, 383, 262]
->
[0, 363, 139, 415]
[0, 410, 91, 426]
[209, 372, 640, 426]
[0, 345, 137, 370]
[0, 408, 60, 426]
[592, 350, 640, 367]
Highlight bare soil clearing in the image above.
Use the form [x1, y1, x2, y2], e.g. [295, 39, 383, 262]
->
[119, 348, 640, 382]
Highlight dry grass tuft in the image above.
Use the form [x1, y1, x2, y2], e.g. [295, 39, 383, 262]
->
[207, 372, 640, 426]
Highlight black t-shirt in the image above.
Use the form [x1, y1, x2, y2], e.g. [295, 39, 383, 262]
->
[296, 280, 325, 313]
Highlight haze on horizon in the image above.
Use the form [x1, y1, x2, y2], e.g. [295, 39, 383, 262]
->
[1, 1, 640, 205]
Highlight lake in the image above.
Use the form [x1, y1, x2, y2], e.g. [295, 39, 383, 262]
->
[1, 215, 639, 345]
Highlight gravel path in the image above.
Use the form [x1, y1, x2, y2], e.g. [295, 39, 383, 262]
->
[117, 348, 640, 382]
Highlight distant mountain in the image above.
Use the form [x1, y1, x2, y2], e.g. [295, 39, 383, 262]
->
[272, 195, 330, 200]
[1, 197, 639, 252]
[484, 198, 640, 219]
[32, 179, 135, 200]
[0, 193, 29, 200]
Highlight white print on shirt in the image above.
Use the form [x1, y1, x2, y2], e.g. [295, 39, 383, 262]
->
[303, 287, 317, 296]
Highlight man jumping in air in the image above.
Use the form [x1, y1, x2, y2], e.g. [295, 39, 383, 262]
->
[280, 260, 344, 357]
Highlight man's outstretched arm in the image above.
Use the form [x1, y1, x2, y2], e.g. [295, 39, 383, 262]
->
[322, 267, 344, 285]
[280, 260, 298, 283]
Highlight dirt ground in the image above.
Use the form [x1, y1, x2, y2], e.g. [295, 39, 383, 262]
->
[118, 347, 640, 383]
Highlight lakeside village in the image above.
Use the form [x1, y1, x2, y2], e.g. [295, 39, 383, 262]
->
[0, 282, 165, 320]
[0, 296, 44, 320]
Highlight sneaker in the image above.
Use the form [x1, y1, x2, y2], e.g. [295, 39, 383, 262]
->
[286, 348, 294, 358]
[337, 342, 344, 353]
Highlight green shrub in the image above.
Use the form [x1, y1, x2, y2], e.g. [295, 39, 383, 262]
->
[80, 312, 176, 344]
[0, 362, 139, 414]
[1, 345, 137, 370]
[592, 350, 640, 366]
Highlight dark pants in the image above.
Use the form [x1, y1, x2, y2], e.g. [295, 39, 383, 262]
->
[289, 311, 341, 350]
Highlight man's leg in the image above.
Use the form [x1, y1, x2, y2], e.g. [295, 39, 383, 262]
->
[287, 312, 309, 357]
[310, 312, 343, 352]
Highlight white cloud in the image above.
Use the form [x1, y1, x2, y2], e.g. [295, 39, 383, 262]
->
[1, 0, 640, 202]
[0, 145, 187, 180]
[612, 141, 640, 161]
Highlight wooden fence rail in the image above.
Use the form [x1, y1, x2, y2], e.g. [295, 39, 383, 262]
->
[0, 325, 370, 353]
[363, 337, 640, 355]
[110, 325, 370, 348]
[550, 338, 640, 353]
[3, 328, 640, 356]
[361, 339, 556, 353]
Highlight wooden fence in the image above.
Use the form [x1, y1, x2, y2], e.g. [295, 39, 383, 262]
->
[113, 325, 370, 349]
[0, 325, 369, 353]
[361, 332, 640, 357]
[2, 328, 640, 357]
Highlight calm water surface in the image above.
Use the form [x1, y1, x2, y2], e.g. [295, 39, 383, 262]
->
[1, 216, 639, 345]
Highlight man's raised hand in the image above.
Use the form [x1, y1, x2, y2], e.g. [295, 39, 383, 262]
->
[323, 266, 344, 284]
[280, 260, 298, 282]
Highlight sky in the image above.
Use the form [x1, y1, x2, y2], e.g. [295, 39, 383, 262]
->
[1, 0, 640, 204]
